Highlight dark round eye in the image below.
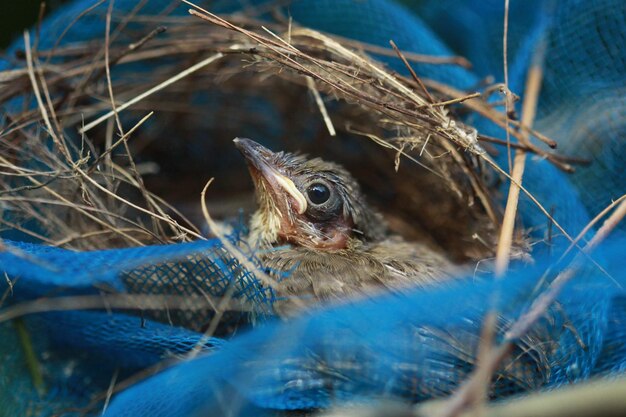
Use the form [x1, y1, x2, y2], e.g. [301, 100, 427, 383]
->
[306, 183, 331, 205]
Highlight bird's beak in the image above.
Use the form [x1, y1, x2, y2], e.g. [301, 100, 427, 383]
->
[233, 138, 307, 215]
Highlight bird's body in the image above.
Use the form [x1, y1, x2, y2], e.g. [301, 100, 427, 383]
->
[234, 138, 558, 395]
[260, 238, 454, 311]
[233, 138, 457, 312]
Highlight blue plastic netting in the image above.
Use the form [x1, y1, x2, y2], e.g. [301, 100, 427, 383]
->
[1, 0, 625, 416]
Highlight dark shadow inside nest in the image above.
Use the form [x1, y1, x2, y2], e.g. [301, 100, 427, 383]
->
[99, 72, 499, 264]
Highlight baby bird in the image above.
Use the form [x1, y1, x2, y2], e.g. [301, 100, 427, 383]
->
[234, 138, 456, 309]
[234, 138, 557, 395]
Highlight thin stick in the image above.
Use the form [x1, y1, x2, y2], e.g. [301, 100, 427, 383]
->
[470, 2, 523, 408]
[560, 194, 626, 261]
[79, 52, 223, 133]
[477, 135, 588, 165]
[494, 39, 545, 276]
[422, 80, 564, 168]
[446, 15, 548, 414]
[200, 178, 305, 310]
[334, 34, 472, 68]
[425, 92, 481, 108]
[306, 76, 336, 136]
[88, 112, 154, 171]
[23, 31, 70, 159]
[389, 40, 436, 104]
[45, 0, 107, 65]
[103, 2, 167, 238]
[51, 228, 155, 247]
[582, 198, 626, 253]
[470, 13, 547, 414]
[0, 294, 250, 323]
[185, 280, 238, 360]
[0, 195, 161, 242]
[14, 318, 46, 395]
[0, 154, 146, 246]
[502, 0, 513, 173]
[414, 377, 626, 417]
[101, 368, 119, 415]
[73, 166, 203, 241]
[345, 126, 447, 180]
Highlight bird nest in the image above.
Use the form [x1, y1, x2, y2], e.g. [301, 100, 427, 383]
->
[0, 3, 577, 265]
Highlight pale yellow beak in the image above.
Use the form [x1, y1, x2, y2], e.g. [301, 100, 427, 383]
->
[234, 138, 307, 215]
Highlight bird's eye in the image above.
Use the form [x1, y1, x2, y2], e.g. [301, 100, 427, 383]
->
[306, 183, 331, 205]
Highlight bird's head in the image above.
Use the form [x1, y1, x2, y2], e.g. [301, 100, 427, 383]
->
[234, 138, 386, 250]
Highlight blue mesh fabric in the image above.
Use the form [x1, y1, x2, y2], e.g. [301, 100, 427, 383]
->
[408, 0, 626, 238]
[1, 0, 625, 416]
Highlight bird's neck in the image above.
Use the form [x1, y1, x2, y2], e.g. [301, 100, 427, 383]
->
[249, 209, 282, 249]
